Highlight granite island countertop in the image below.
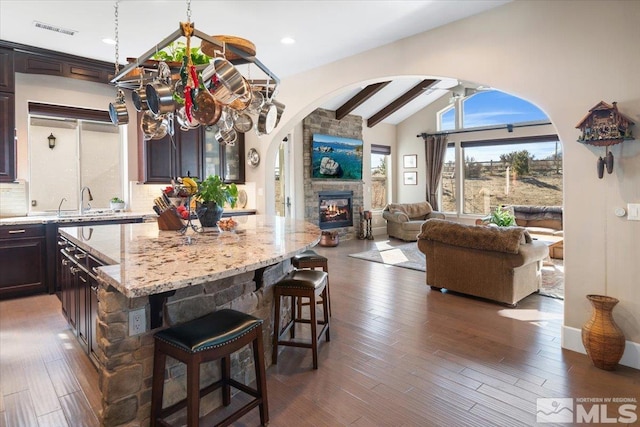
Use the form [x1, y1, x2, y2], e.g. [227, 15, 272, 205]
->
[0, 211, 156, 226]
[59, 215, 321, 298]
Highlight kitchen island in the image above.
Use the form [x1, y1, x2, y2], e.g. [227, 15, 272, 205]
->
[58, 216, 321, 426]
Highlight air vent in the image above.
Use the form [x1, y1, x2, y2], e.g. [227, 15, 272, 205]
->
[33, 21, 77, 36]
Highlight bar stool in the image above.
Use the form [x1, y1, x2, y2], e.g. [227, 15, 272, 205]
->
[272, 269, 330, 369]
[292, 249, 331, 317]
[150, 309, 268, 427]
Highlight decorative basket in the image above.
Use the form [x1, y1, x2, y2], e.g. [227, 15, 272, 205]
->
[581, 294, 626, 370]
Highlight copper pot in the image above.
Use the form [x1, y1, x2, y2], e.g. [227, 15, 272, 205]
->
[192, 90, 222, 126]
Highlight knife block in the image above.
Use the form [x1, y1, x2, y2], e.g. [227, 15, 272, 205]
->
[157, 209, 184, 231]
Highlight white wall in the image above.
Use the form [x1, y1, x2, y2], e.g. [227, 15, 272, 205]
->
[258, 0, 640, 362]
[9, 0, 640, 365]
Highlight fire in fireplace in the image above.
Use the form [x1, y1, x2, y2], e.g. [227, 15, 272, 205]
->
[318, 191, 353, 230]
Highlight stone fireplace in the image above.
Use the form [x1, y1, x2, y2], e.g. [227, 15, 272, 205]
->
[303, 109, 364, 239]
[318, 190, 353, 230]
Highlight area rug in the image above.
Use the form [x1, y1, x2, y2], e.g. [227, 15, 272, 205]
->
[348, 241, 564, 300]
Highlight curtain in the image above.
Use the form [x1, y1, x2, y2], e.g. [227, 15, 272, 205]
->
[424, 134, 448, 211]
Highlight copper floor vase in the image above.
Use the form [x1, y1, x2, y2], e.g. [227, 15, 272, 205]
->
[581, 295, 626, 371]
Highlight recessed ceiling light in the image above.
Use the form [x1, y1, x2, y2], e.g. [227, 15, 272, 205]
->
[102, 38, 116, 45]
[280, 37, 295, 45]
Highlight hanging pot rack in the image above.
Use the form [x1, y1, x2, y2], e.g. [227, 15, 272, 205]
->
[109, 23, 280, 91]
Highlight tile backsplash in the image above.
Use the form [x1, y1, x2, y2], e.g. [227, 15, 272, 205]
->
[0, 180, 28, 217]
[128, 181, 256, 213]
[0, 180, 257, 219]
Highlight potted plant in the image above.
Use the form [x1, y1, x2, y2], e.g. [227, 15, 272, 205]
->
[195, 175, 238, 227]
[488, 205, 516, 227]
[110, 197, 125, 211]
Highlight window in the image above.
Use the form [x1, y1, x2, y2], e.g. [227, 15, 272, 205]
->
[462, 90, 548, 128]
[440, 144, 456, 212]
[436, 90, 561, 215]
[439, 106, 455, 131]
[371, 145, 390, 210]
[462, 137, 562, 215]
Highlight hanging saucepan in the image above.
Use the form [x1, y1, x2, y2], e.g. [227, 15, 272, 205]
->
[140, 111, 168, 141]
[271, 99, 286, 128]
[131, 87, 149, 112]
[256, 102, 278, 135]
[176, 106, 200, 131]
[215, 127, 237, 146]
[192, 90, 222, 126]
[217, 107, 235, 132]
[146, 81, 175, 116]
[247, 89, 264, 114]
[228, 78, 253, 111]
[202, 57, 248, 105]
[109, 89, 129, 125]
[233, 113, 253, 133]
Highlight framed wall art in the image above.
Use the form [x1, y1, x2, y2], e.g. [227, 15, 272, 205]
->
[403, 154, 417, 168]
[403, 171, 417, 185]
[312, 133, 363, 180]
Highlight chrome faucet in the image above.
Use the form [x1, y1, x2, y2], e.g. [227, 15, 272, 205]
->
[80, 186, 93, 213]
[57, 197, 67, 217]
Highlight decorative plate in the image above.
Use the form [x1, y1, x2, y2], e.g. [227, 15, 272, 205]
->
[247, 148, 260, 167]
[237, 189, 248, 208]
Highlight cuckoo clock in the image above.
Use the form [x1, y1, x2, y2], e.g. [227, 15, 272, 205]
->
[576, 101, 635, 178]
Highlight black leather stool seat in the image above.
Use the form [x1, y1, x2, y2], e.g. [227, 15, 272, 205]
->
[293, 249, 328, 264]
[291, 249, 332, 317]
[273, 269, 330, 369]
[275, 269, 327, 290]
[151, 309, 268, 426]
[154, 309, 262, 353]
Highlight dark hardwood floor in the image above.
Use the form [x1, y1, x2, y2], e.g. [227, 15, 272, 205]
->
[1, 237, 638, 426]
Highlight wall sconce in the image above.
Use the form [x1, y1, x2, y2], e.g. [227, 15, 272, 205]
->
[47, 133, 56, 149]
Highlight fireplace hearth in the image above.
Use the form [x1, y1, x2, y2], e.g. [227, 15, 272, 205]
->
[318, 191, 353, 230]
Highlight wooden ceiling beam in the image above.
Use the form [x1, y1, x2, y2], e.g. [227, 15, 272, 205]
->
[366, 79, 438, 127]
[335, 81, 391, 120]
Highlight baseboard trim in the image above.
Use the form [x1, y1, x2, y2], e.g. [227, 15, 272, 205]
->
[562, 326, 640, 370]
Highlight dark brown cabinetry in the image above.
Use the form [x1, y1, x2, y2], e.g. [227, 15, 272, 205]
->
[0, 41, 114, 183]
[140, 125, 203, 183]
[58, 235, 105, 368]
[139, 123, 244, 184]
[0, 48, 15, 182]
[13, 49, 111, 84]
[0, 48, 14, 92]
[0, 224, 46, 298]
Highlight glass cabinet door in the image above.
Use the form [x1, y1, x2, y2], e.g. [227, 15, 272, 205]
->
[203, 126, 222, 179]
[202, 127, 245, 183]
[223, 140, 243, 183]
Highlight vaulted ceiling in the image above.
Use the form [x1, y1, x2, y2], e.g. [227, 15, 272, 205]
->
[0, 0, 509, 125]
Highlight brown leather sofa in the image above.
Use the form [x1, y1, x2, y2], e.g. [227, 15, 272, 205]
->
[382, 202, 445, 241]
[417, 219, 549, 306]
[511, 205, 563, 236]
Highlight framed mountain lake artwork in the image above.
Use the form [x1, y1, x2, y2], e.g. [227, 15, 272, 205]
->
[312, 133, 363, 180]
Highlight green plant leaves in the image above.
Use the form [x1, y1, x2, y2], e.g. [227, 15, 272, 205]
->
[151, 42, 211, 65]
[196, 175, 238, 208]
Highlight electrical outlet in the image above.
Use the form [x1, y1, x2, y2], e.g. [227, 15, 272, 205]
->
[129, 308, 146, 336]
